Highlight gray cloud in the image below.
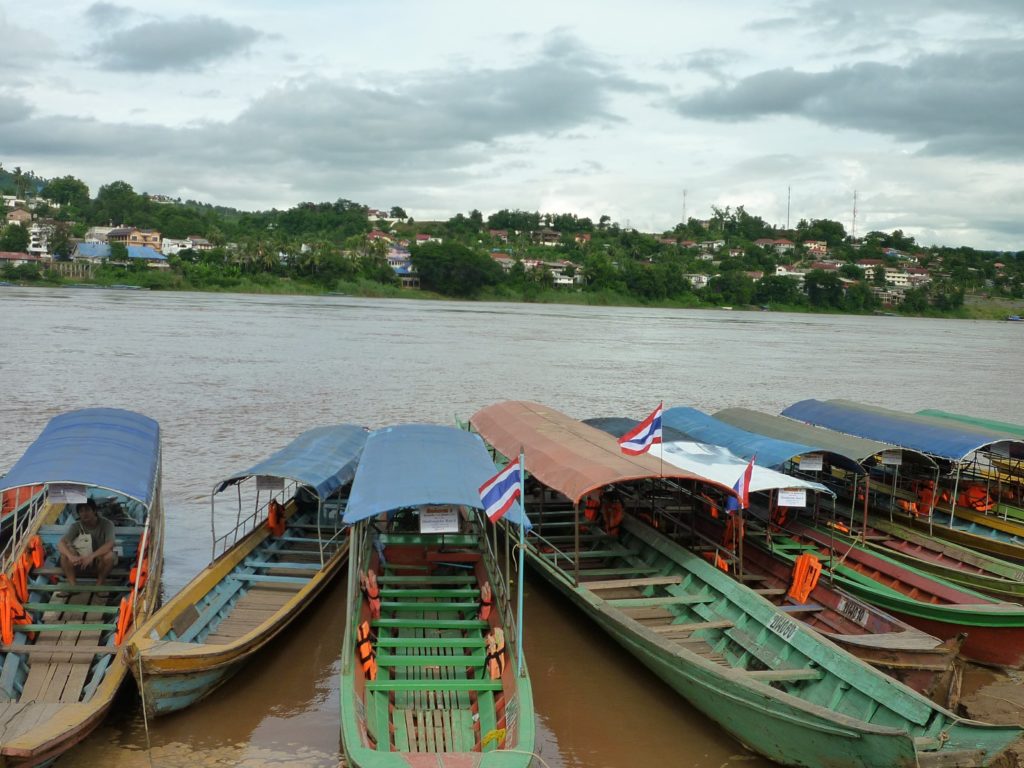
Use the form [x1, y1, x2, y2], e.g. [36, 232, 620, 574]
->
[84, 2, 136, 28]
[2, 33, 647, 206]
[95, 15, 262, 72]
[0, 94, 34, 124]
[678, 46, 1024, 158]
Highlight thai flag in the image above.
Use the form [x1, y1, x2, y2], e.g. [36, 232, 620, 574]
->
[726, 457, 756, 511]
[479, 458, 522, 523]
[618, 403, 663, 456]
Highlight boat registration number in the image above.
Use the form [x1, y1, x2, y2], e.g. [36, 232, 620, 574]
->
[767, 613, 798, 641]
[837, 597, 869, 627]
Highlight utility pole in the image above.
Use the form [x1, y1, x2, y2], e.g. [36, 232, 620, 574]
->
[786, 186, 791, 230]
[851, 190, 858, 239]
[682, 189, 688, 226]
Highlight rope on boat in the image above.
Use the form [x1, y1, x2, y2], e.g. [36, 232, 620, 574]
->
[501, 749, 553, 768]
[136, 650, 156, 768]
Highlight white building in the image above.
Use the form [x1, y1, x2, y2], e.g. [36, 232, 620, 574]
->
[27, 222, 53, 257]
[84, 226, 115, 243]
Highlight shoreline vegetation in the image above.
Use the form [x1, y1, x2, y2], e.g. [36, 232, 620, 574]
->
[1, 168, 1022, 321]
[3, 271, 1020, 321]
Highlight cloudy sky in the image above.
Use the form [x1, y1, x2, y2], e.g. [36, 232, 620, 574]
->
[4, 1, 1024, 249]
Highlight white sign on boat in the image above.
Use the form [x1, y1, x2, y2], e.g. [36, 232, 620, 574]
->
[798, 454, 823, 472]
[777, 488, 807, 507]
[47, 483, 88, 505]
[420, 505, 460, 534]
[881, 450, 902, 466]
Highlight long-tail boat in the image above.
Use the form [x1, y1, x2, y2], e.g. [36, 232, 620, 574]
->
[339, 424, 535, 767]
[829, 517, 1024, 602]
[688, 516, 962, 703]
[126, 425, 367, 718]
[0, 409, 164, 767]
[470, 401, 1019, 768]
[770, 519, 1024, 668]
[586, 416, 960, 701]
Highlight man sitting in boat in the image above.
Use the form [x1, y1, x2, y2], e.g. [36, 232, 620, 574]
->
[56, 499, 117, 591]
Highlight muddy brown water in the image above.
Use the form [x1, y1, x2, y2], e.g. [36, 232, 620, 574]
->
[2, 287, 1023, 767]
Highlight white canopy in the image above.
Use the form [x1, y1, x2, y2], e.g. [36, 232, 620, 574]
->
[650, 440, 833, 498]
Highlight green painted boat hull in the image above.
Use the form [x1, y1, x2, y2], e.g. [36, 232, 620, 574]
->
[524, 516, 1019, 767]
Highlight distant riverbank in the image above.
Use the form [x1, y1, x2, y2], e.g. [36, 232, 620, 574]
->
[2, 271, 1021, 321]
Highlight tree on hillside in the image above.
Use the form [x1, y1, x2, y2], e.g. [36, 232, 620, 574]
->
[796, 218, 847, 245]
[753, 275, 802, 305]
[390, 206, 407, 219]
[0, 224, 29, 252]
[95, 181, 142, 224]
[410, 242, 502, 297]
[42, 176, 90, 211]
[707, 271, 755, 305]
[803, 269, 844, 307]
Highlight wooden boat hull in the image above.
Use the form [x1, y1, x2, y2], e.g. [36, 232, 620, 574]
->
[0, 501, 164, 767]
[885, 508, 1024, 563]
[778, 523, 1024, 668]
[850, 519, 1024, 602]
[692, 517, 960, 703]
[127, 511, 348, 719]
[522, 516, 1018, 767]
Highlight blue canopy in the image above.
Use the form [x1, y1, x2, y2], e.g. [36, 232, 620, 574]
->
[0, 408, 161, 508]
[344, 424, 530, 528]
[662, 406, 852, 472]
[215, 424, 368, 501]
[782, 399, 1024, 462]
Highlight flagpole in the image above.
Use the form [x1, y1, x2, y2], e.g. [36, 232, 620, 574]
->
[516, 447, 526, 677]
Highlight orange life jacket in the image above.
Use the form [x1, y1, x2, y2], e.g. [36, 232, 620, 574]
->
[637, 510, 659, 529]
[486, 627, 506, 680]
[115, 594, 135, 646]
[357, 620, 377, 680]
[787, 553, 822, 603]
[130, 556, 150, 591]
[722, 515, 745, 552]
[27, 536, 44, 570]
[701, 551, 729, 572]
[583, 495, 601, 522]
[267, 500, 286, 537]
[1, 485, 44, 516]
[896, 498, 919, 515]
[479, 581, 493, 621]
[770, 504, 789, 531]
[361, 570, 381, 620]
[0, 576, 34, 644]
[602, 499, 624, 538]
[958, 485, 994, 513]
[700, 492, 720, 519]
[916, 486, 935, 516]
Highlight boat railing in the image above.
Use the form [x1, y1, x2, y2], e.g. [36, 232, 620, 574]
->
[1, 489, 47, 571]
[211, 479, 300, 561]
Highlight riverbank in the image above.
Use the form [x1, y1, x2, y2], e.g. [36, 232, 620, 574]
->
[2, 271, 1022, 321]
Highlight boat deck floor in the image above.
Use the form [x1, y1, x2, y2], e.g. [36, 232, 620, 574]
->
[0, 591, 112, 744]
[367, 561, 500, 754]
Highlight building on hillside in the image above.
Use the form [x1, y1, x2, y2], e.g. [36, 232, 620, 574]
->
[84, 226, 115, 243]
[658, 237, 678, 246]
[488, 229, 508, 243]
[905, 267, 931, 285]
[367, 229, 393, 243]
[773, 239, 795, 254]
[685, 274, 710, 289]
[872, 286, 904, 306]
[775, 264, 807, 282]
[699, 239, 725, 252]
[414, 233, 441, 245]
[6, 208, 32, 226]
[679, 240, 698, 249]
[855, 258, 884, 280]
[533, 228, 562, 246]
[490, 252, 515, 272]
[804, 240, 829, 256]
[385, 247, 418, 288]
[161, 238, 192, 256]
[696, 252, 715, 261]
[883, 268, 912, 287]
[108, 227, 162, 252]
[745, 271, 764, 282]
[727, 248, 743, 258]
[754, 238, 776, 248]
[72, 242, 169, 267]
[574, 233, 591, 245]
[809, 261, 840, 272]
[0, 251, 42, 267]
[187, 235, 213, 251]
[27, 222, 54, 257]
[145, 194, 176, 204]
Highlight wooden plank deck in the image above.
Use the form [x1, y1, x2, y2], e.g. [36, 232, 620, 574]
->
[204, 586, 296, 644]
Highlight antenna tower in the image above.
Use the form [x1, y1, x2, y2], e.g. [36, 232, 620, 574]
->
[786, 186, 791, 230]
[852, 190, 858, 239]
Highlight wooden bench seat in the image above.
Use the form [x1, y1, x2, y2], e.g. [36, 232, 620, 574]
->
[366, 679, 502, 692]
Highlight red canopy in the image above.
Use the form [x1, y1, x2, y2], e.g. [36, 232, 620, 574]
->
[470, 401, 731, 505]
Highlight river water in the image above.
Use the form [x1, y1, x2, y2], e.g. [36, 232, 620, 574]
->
[1, 287, 1022, 767]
